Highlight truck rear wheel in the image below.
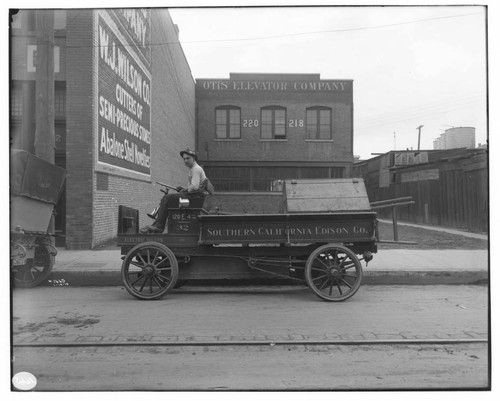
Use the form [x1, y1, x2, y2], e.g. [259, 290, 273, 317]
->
[305, 243, 363, 302]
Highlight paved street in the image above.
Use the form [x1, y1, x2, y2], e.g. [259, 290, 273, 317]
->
[13, 342, 487, 391]
[11, 284, 489, 390]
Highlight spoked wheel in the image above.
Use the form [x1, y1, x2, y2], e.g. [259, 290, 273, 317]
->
[305, 244, 363, 302]
[12, 244, 54, 288]
[121, 242, 178, 300]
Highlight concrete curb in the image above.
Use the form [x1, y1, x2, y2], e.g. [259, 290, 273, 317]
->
[46, 268, 488, 288]
[362, 270, 488, 285]
[44, 248, 488, 287]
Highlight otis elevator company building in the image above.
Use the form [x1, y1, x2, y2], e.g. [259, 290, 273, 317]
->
[196, 73, 354, 196]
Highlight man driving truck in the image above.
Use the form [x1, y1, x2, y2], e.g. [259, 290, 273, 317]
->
[139, 148, 211, 234]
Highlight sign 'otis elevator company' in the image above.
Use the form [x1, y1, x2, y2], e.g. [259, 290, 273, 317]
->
[196, 79, 352, 93]
[96, 13, 151, 175]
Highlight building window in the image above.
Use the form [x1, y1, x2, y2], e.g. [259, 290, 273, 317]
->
[55, 83, 66, 119]
[204, 166, 346, 192]
[306, 106, 332, 140]
[261, 106, 286, 139]
[215, 106, 241, 139]
[18, 10, 36, 31]
[10, 84, 23, 117]
[54, 10, 67, 30]
[204, 166, 250, 191]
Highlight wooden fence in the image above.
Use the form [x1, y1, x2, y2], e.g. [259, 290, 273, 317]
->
[364, 150, 488, 233]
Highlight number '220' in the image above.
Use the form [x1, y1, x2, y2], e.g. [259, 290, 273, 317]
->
[243, 119, 259, 127]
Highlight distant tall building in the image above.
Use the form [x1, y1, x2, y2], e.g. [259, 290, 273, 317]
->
[433, 127, 475, 150]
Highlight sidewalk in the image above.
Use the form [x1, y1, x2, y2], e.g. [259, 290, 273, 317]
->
[378, 219, 488, 240]
[49, 247, 489, 287]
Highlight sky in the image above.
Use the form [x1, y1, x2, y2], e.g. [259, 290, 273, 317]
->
[168, 5, 488, 160]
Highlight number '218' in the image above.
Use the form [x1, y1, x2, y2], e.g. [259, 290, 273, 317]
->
[288, 119, 304, 127]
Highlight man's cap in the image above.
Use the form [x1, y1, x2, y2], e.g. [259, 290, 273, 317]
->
[180, 148, 197, 160]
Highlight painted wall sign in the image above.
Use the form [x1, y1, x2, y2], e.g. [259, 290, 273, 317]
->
[197, 79, 351, 93]
[108, 9, 151, 65]
[401, 169, 440, 182]
[200, 220, 374, 244]
[96, 14, 151, 175]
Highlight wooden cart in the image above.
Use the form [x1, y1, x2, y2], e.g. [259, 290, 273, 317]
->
[117, 178, 378, 301]
[10, 150, 66, 287]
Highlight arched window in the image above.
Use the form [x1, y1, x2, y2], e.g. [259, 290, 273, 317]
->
[215, 106, 241, 139]
[261, 106, 286, 139]
[306, 106, 332, 140]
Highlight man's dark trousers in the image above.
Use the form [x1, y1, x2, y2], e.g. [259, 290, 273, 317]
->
[153, 192, 204, 231]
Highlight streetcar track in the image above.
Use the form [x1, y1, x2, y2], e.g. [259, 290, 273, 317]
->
[12, 338, 488, 348]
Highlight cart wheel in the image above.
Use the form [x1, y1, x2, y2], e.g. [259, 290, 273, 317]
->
[12, 244, 54, 288]
[305, 244, 363, 302]
[121, 242, 178, 300]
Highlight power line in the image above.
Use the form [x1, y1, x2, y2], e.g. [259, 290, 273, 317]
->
[356, 94, 485, 128]
[355, 100, 485, 131]
[356, 102, 485, 129]
[60, 11, 483, 49]
[178, 12, 484, 44]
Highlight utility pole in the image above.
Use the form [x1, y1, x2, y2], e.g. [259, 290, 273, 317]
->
[34, 9, 55, 163]
[34, 9, 56, 241]
[416, 125, 424, 151]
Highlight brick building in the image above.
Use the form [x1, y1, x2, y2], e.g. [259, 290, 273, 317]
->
[196, 73, 354, 194]
[10, 9, 195, 248]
